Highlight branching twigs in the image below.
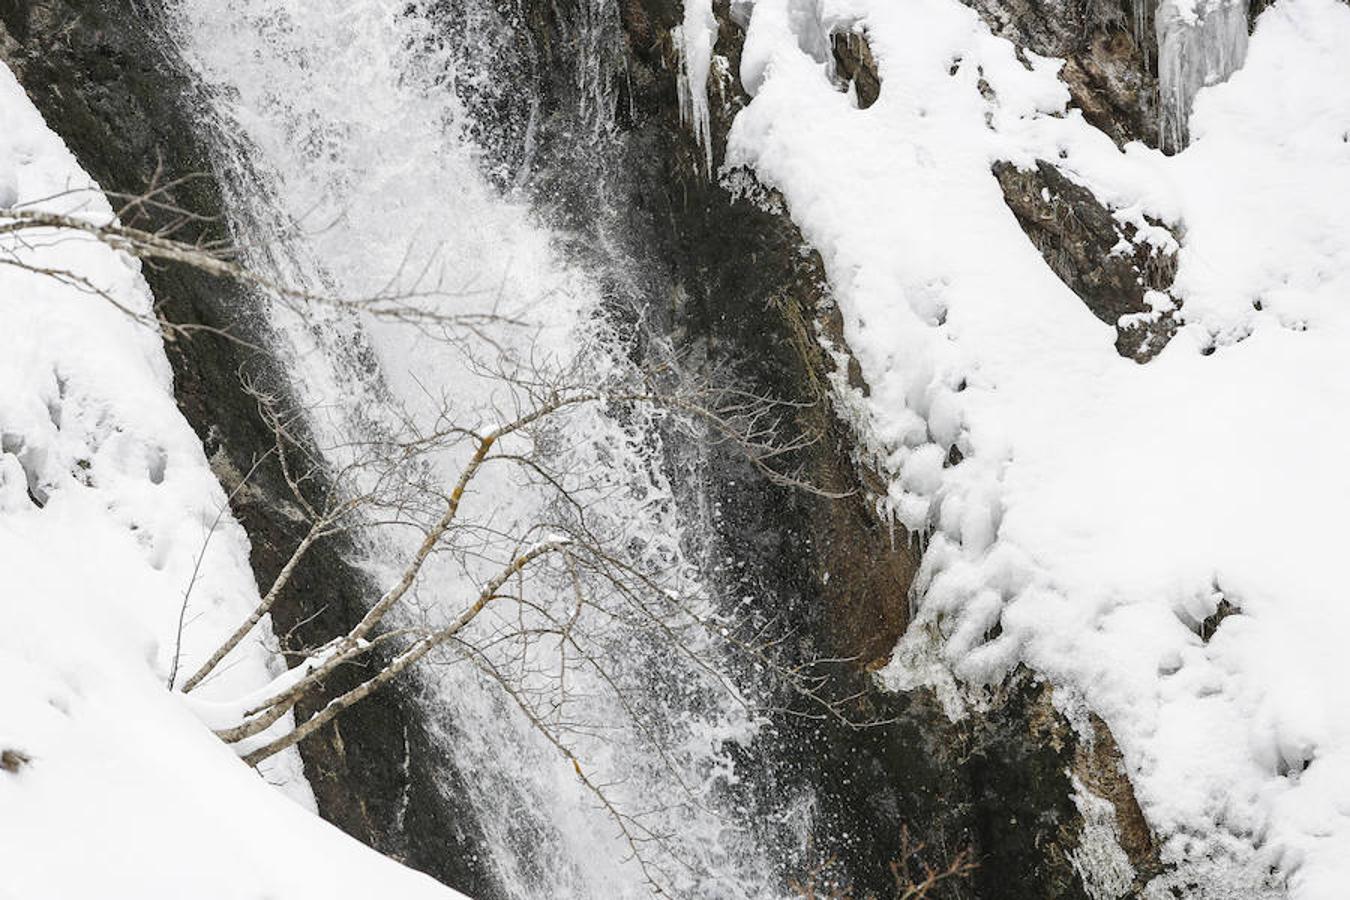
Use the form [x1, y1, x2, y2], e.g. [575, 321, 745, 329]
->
[451, 639, 688, 895]
[180, 379, 363, 694]
[180, 513, 326, 694]
[6, 170, 885, 895]
[791, 826, 977, 899]
[0, 193, 521, 334]
[181, 365, 866, 896]
[231, 540, 571, 762]
[167, 449, 276, 690]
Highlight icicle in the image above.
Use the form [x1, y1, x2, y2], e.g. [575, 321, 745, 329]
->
[674, 0, 718, 175]
[1131, 0, 1152, 65]
[1156, 0, 1250, 152]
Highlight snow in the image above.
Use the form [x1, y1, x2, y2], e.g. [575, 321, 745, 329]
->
[725, 0, 1350, 895]
[0, 62, 462, 900]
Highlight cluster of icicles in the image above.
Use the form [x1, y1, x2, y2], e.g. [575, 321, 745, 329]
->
[677, 0, 1251, 158]
[1155, 0, 1251, 151]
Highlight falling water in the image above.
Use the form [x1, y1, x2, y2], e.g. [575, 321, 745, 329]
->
[158, 0, 789, 896]
[1156, 0, 1250, 152]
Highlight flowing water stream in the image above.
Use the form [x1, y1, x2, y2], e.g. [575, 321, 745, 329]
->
[158, 1, 792, 896]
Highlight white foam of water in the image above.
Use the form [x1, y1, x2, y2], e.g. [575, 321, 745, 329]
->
[161, 1, 782, 895]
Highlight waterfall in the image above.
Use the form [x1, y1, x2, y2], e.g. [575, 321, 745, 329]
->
[1156, 0, 1251, 151]
[157, 1, 785, 896]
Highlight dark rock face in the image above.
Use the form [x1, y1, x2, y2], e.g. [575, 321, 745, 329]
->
[0, 3, 497, 895]
[832, 31, 881, 109]
[968, 0, 1184, 361]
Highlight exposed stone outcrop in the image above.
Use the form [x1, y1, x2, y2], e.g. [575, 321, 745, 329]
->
[994, 160, 1180, 361]
[962, 0, 1160, 148]
[1028, 688, 1163, 892]
[824, 20, 1179, 363]
[832, 30, 881, 109]
[965, 0, 1184, 362]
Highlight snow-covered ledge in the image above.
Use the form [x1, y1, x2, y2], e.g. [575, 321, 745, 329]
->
[726, 0, 1350, 894]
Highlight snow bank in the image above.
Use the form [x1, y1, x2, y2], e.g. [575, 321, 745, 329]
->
[726, 0, 1350, 895]
[0, 63, 463, 900]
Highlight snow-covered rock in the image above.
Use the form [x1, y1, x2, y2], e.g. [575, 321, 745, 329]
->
[726, 0, 1350, 895]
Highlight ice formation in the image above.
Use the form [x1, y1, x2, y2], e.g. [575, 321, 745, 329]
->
[676, 0, 720, 173]
[1157, 0, 1251, 151]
